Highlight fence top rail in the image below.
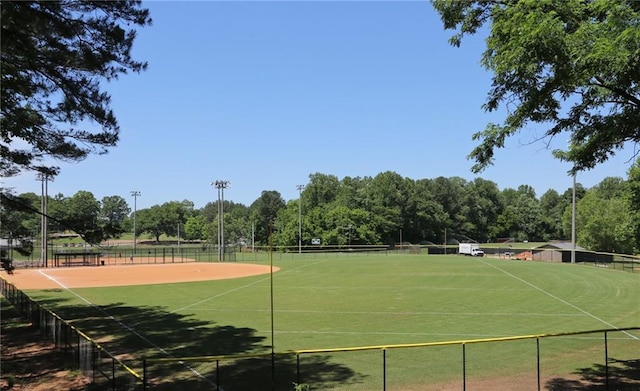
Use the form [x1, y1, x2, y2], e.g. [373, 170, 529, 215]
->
[297, 326, 640, 354]
[145, 351, 276, 364]
[144, 326, 640, 363]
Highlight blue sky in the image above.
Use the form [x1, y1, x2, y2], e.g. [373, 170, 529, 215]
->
[4, 1, 637, 210]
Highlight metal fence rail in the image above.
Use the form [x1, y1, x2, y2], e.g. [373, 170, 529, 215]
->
[0, 276, 143, 390]
[142, 327, 640, 391]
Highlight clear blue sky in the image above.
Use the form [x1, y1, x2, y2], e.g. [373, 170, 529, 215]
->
[4, 1, 636, 210]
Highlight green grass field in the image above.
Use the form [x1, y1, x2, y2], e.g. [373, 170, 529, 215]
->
[25, 254, 640, 390]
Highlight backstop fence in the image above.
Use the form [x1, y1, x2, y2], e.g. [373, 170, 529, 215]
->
[0, 277, 144, 390]
[142, 327, 640, 391]
[14, 246, 405, 268]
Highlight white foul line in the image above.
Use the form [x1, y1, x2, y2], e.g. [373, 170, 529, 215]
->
[172, 259, 327, 313]
[171, 276, 270, 313]
[479, 260, 639, 340]
[37, 270, 218, 387]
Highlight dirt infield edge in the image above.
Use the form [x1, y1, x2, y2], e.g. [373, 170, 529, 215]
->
[0, 261, 278, 290]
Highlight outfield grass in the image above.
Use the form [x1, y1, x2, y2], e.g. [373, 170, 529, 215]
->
[25, 254, 640, 390]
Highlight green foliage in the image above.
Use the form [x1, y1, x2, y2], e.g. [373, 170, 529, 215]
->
[184, 215, 208, 241]
[463, 178, 502, 241]
[304, 173, 340, 208]
[0, 192, 40, 240]
[0, 189, 130, 245]
[135, 201, 194, 243]
[564, 190, 635, 253]
[100, 195, 130, 239]
[0, 1, 151, 176]
[3, 167, 639, 253]
[432, 0, 640, 174]
[250, 190, 286, 245]
[539, 189, 566, 240]
[627, 158, 640, 252]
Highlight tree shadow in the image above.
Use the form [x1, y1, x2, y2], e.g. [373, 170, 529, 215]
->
[149, 354, 362, 391]
[1, 298, 91, 390]
[545, 358, 640, 390]
[19, 296, 363, 390]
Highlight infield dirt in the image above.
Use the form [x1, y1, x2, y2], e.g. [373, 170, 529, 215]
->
[1, 261, 277, 290]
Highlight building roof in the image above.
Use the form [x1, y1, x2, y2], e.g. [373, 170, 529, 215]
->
[536, 241, 586, 251]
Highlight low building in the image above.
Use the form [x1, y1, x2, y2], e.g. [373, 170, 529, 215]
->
[531, 242, 609, 263]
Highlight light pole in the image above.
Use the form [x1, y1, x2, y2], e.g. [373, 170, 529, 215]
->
[568, 140, 577, 264]
[338, 225, 354, 248]
[571, 172, 576, 264]
[36, 172, 53, 267]
[131, 191, 141, 256]
[212, 180, 230, 261]
[296, 185, 305, 254]
[444, 228, 447, 255]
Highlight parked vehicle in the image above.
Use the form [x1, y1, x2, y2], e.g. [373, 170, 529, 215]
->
[459, 243, 484, 257]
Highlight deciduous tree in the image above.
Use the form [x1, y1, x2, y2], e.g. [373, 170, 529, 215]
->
[625, 158, 640, 252]
[100, 195, 130, 239]
[568, 191, 634, 253]
[432, 0, 640, 173]
[250, 190, 285, 245]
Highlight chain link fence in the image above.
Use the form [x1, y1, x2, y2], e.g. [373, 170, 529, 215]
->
[142, 327, 640, 390]
[0, 276, 143, 390]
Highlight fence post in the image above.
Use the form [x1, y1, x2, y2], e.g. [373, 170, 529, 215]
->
[604, 330, 609, 391]
[143, 359, 147, 391]
[92, 343, 96, 384]
[77, 333, 81, 371]
[382, 348, 387, 391]
[63, 323, 68, 355]
[536, 337, 541, 391]
[216, 359, 220, 390]
[296, 354, 300, 385]
[462, 343, 466, 391]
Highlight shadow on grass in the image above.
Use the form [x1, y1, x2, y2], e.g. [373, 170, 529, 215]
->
[148, 354, 362, 391]
[21, 296, 361, 390]
[0, 297, 91, 390]
[546, 358, 640, 391]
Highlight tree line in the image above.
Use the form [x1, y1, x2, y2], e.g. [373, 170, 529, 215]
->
[2, 160, 639, 254]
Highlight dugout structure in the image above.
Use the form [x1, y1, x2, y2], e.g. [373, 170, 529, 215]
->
[53, 251, 101, 267]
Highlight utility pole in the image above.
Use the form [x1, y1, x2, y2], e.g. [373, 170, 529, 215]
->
[296, 185, 305, 254]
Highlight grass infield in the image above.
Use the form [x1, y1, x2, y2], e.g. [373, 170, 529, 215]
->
[25, 254, 640, 390]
